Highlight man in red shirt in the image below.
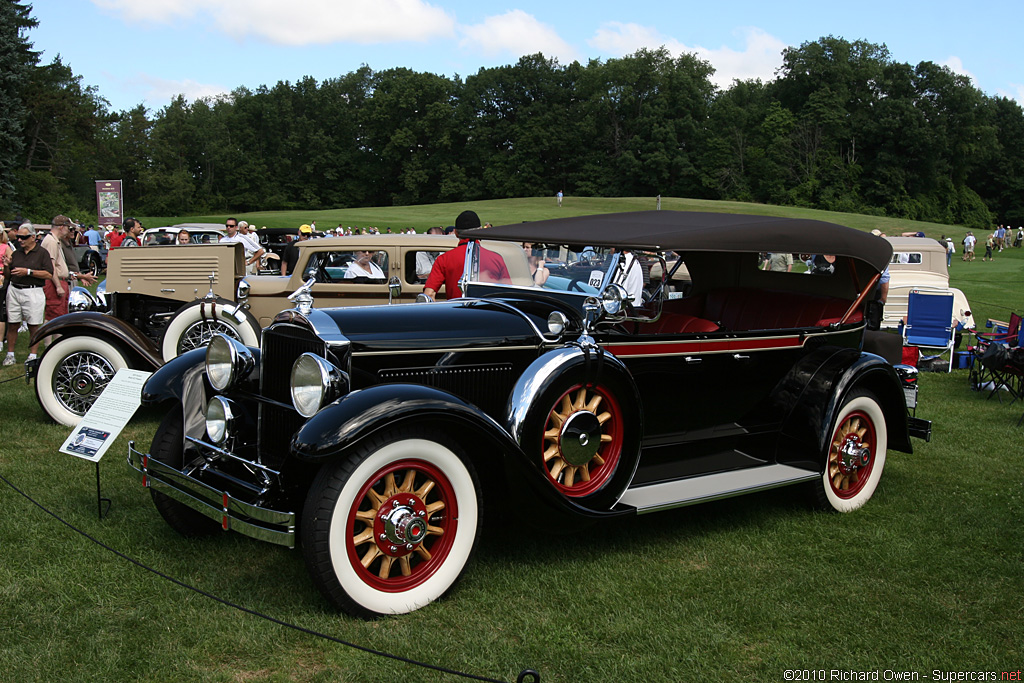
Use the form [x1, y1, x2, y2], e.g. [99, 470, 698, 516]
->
[423, 211, 508, 299]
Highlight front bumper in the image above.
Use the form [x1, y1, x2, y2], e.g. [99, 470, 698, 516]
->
[127, 441, 296, 547]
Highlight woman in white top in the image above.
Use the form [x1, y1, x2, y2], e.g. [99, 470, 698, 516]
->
[344, 250, 385, 279]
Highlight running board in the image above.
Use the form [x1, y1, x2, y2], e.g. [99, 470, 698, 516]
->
[618, 464, 819, 514]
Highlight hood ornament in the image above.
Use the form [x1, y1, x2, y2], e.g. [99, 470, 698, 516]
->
[288, 277, 316, 315]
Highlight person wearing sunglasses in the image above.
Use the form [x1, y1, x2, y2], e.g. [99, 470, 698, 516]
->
[3, 224, 53, 366]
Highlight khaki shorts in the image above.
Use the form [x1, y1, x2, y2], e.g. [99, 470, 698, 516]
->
[6, 286, 46, 325]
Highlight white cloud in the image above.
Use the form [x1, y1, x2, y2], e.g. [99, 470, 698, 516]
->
[996, 84, 1024, 103]
[939, 56, 977, 84]
[92, 0, 455, 45]
[459, 10, 577, 63]
[588, 23, 786, 88]
[127, 74, 231, 106]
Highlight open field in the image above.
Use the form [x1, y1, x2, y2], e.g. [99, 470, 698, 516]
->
[2, 198, 1022, 682]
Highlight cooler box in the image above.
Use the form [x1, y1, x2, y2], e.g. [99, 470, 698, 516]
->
[901, 346, 920, 367]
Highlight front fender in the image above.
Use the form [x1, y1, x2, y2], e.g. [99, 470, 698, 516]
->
[291, 383, 634, 521]
[31, 311, 164, 369]
[140, 348, 211, 405]
[292, 383, 521, 463]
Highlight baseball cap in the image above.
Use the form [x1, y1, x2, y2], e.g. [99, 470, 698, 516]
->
[299, 224, 312, 234]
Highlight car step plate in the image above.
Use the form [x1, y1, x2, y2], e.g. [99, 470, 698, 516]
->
[619, 464, 819, 514]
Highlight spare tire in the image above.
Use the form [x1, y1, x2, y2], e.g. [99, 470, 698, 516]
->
[160, 297, 260, 362]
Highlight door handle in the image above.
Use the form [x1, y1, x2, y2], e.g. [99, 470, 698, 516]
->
[684, 356, 702, 365]
[733, 354, 751, 361]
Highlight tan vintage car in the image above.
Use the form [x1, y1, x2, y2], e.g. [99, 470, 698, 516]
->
[30, 234, 458, 426]
[881, 237, 974, 331]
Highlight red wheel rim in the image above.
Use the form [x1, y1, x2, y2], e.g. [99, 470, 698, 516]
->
[828, 409, 876, 499]
[346, 459, 458, 592]
[541, 383, 624, 497]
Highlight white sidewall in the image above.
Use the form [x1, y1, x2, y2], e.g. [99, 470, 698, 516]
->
[161, 300, 260, 362]
[37, 336, 129, 427]
[823, 395, 887, 513]
[327, 438, 478, 615]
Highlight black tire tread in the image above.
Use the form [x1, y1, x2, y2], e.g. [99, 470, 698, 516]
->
[149, 411, 219, 537]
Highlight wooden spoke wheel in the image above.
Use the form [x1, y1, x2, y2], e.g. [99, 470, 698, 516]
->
[541, 383, 623, 498]
[814, 390, 887, 513]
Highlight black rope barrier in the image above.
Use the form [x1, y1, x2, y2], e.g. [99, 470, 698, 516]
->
[0, 470, 540, 683]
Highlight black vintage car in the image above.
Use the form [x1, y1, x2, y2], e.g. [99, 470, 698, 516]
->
[128, 211, 931, 618]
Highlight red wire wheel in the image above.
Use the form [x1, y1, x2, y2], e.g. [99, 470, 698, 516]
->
[540, 383, 624, 497]
[346, 459, 459, 593]
[827, 408, 877, 499]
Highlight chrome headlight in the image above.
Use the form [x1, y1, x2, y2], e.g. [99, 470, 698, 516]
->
[602, 283, 628, 315]
[290, 353, 348, 418]
[205, 396, 236, 445]
[205, 334, 255, 391]
[547, 311, 569, 335]
[68, 286, 96, 312]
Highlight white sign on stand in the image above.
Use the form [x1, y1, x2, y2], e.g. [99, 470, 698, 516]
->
[61, 368, 153, 462]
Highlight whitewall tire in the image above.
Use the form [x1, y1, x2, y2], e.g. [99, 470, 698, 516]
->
[36, 336, 130, 427]
[301, 430, 481, 618]
[160, 298, 260, 362]
[815, 391, 888, 513]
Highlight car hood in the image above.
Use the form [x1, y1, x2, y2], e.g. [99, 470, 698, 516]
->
[315, 298, 545, 353]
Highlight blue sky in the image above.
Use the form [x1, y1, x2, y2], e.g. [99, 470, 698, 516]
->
[29, 0, 1023, 114]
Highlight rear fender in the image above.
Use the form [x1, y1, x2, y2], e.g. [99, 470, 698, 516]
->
[30, 311, 163, 369]
[778, 350, 912, 470]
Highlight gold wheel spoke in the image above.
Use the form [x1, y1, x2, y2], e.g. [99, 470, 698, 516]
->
[399, 469, 417, 493]
[378, 555, 394, 579]
[597, 410, 612, 425]
[543, 444, 561, 462]
[426, 524, 444, 536]
[560, 395, 573, 416]
[572, 389, 587, 411]
[578, 465, 591, 482]
[586, 394, 603, 412]
[399, 555, 412, 576]
[355, 508, 376, 523]
[564, 466, 576, 487]
[543, 427, 561, 441]
[367, 487, 388, 508]
[383, 473, 398, 497]
[416, 546, 432, 561]
[425, 500, 445, 515]
[599, 434, 612, 443]
[550, 459, 566, 480]
[352, 528, 374, 546]
[592, 454, 605, 466]
[414, 479, 436, 500]
[360, 545, 382, 569]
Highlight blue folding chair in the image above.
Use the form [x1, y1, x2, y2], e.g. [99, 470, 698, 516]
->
[902, 290, 956, 372]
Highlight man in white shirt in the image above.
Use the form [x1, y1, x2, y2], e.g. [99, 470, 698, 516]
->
[615, 249, 644, 306]
[221, 218, 264, 274]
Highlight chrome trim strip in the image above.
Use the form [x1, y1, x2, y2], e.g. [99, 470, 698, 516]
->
[618, 464, 819, 513]
[128, 441, 295, 547]
[353, 344, 540, 356]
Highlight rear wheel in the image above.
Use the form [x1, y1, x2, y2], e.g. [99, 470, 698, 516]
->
[812, 390, 887, 512]
[300, 428, 481, 618]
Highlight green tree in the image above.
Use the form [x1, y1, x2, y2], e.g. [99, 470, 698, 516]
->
[0, 0, 36, 213]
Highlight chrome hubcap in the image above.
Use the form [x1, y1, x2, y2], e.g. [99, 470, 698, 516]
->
[54, 351, 115, 415]
[179, 320, 240, 353]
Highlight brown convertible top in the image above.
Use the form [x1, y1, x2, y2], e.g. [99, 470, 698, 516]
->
[462, 211, 893, 273]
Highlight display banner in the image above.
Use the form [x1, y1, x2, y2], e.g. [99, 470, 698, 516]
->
[95, 179, 123, 226]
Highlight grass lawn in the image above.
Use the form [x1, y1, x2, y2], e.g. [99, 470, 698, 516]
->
[1, 198, 1022, 682]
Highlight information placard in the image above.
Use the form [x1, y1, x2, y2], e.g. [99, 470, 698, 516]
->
[60, 368, 153, 462]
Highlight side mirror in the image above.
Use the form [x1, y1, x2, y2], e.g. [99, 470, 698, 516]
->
[388, 276, 402, 304]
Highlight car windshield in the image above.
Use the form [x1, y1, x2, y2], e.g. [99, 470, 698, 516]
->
[469, 240, 623, 295]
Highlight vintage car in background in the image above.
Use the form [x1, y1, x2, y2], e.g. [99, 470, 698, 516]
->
[31, 234, 456, 426]
[142, 224, 226, 246]
[127, 211, 931, 618]
[881, 236, 974, 331]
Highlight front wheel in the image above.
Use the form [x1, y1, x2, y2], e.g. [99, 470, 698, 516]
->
[148, 411, 219, 537]
[300, 429, 481, 618]
[35, 336, 130, 426]
[812, 390, 888, 513]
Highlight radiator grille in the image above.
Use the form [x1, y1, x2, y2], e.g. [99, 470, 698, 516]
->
[378, 364, 513, 416]
[260, 325, 326, 464]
